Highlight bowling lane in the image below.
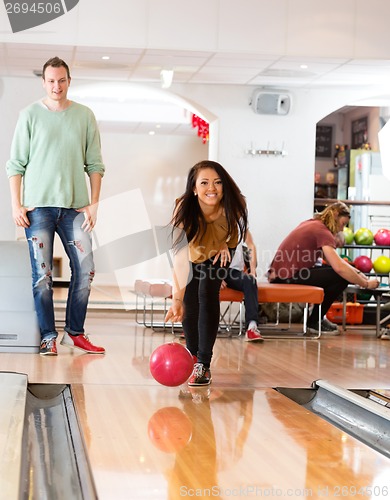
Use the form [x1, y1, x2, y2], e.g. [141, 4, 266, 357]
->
[72, 384, 390, 500]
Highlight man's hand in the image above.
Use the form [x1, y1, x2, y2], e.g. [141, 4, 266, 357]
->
[77, 203, 98, 232]
[12, 205, 33, 228]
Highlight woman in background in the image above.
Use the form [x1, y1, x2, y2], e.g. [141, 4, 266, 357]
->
[268, 202, 379, 334]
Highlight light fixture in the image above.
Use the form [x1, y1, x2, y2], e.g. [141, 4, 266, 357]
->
[160, 69, 174, 89]
[102, 56, 110, 60]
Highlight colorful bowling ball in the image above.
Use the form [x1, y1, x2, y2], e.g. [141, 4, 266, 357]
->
[149, 342, 194, 387]
[353, 255, 373, 273]
[148, 406, 193, 453]
[354, 228, 374, 245]
[374, 228, 390, 247]
[343, 227, 354, 245]
[373, 255, 390, 274]
[340, 253, 352, 263]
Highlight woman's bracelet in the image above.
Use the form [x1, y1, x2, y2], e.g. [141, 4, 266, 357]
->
[356, 271, 369, 288]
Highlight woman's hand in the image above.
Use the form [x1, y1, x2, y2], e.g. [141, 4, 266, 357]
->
[165, 299, 184, 323]
[213, 244, 231, 267]
[366, 278, 380, 289]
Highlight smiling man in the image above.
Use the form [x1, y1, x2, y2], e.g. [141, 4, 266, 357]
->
[6, 56, 106, 356]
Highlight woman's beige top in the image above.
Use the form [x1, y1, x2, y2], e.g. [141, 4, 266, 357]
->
[189, 214, 239, 263]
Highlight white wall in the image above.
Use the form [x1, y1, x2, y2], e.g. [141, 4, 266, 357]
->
[0, 77, 44, 239]
[174, 83, 386, 279]
[3, 0, 390, 288]
[1, 75, 386, 288]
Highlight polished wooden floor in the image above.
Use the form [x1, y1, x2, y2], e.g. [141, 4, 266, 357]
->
[1, 286, 390, 499]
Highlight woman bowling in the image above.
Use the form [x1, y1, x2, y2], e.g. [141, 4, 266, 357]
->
[165, 160, 248, 386]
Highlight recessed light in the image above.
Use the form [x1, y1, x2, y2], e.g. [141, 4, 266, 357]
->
[102, 56, 110, 60]
[149, 131, 156, 136]
[300, 64, 308, 69]
[156, 124, 161, 128]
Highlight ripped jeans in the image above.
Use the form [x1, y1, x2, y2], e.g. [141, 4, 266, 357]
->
[25, 208, 95, 341]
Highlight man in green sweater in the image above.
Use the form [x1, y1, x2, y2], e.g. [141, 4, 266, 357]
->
[6, 56, 106, 356]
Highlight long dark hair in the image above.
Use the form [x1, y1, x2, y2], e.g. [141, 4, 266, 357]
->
[171, 160, 248, 249]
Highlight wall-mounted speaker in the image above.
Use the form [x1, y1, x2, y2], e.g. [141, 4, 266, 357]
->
[251, 89, 291, 115]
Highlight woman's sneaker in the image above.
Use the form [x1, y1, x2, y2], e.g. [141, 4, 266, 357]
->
[60, 332, 105, 354]
[380, 329, 390, 340]
[307, 318, 340, 335]
[39, 338, 57, 356]
[322, 317, 339, 331]
[188, 363, 211, 386]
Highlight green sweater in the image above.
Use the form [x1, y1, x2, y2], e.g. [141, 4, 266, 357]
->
[6, 100, 105, 208]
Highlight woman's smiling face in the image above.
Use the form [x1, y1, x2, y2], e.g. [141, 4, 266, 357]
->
[193, 168, 223, 209]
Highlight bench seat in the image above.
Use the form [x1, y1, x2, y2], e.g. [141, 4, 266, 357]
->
[134, 280, 324, 338]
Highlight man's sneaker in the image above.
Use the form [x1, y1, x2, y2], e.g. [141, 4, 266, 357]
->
[40, 338, 57, 356]
[380, 331, 390, 340]
[307, 319, 340, 336]
[188, 363, 211, 386]
[60, 332, 105, 354]
[245, 327, 264, 342]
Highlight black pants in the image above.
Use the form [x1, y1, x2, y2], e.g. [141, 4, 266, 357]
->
[183, 259, 227, 368]
[271, 266, 349, 325]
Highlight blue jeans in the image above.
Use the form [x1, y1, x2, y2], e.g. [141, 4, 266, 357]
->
[25, 208, 95, 341]
[224, 268, 258, 327]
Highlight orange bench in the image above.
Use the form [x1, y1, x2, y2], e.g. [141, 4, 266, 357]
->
[135, 280, 324, 339]
[219, 283, 324, 339]
[258, 283, 324, 338]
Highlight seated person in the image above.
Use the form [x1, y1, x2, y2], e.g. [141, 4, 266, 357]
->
[267, 202, 379, 335]
[221, 230, 263, 342]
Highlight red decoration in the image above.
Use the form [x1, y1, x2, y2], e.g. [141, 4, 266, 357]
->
[191, 114, 209, 143]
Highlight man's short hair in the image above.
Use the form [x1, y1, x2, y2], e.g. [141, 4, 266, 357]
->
[42, 57, 71, 79]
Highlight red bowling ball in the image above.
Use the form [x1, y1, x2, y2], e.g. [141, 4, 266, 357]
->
[374, 228, 390, 247]
[148, 406, 193, 453]
[149, 342, 194, 387]
[353, 255, 373, 273]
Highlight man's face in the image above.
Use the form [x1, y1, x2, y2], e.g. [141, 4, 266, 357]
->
[42, 66, 71, 102]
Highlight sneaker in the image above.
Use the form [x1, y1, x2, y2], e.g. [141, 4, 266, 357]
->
[60, 332, 105, 354]
[40, 338, 57, 356]
[245, 327, 264, 342]
[380, 331, 390, 340]
[322, 317, 339, 331]
[188, 363, 211, 386]
[307, 319, 340, 336]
